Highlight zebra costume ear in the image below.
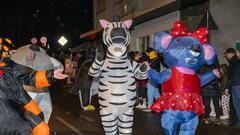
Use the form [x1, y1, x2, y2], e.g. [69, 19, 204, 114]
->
[99, 19, 110, 29]
[123, 20, 133, 29]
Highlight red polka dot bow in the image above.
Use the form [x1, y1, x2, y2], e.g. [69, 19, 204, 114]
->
[171, 21, 208, 44]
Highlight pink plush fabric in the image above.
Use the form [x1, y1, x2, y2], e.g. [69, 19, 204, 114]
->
[161, 35, 172, 49]
[203, 45, 214, 60]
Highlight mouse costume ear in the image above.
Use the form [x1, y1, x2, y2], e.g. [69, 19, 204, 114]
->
[154, 32, 172, 53]
[202, 43, 216, 65]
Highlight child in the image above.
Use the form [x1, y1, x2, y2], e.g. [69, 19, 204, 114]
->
[219, 64, 230, 125]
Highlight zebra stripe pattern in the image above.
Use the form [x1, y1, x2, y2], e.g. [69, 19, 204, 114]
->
[89, 19, 147, 135]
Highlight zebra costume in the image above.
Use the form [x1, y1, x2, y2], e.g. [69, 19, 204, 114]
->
[88, 17, 147, 135]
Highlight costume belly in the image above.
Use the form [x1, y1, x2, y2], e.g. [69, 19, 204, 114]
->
[151, 67, 205, 115]
[98, 62, 136, 114]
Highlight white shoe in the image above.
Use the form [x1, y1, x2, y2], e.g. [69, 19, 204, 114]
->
[140, 103, 147, 109]
[136, 104, 147, 109]
[220, 115, 229, 120]
[143, 109, 151, 112]
[136, 104, 142, 108]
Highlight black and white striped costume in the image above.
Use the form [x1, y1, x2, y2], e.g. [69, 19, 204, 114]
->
[88, 18, 147, 135]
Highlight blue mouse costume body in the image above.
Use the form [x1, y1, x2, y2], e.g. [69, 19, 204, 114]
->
[148, 21, 219, 135]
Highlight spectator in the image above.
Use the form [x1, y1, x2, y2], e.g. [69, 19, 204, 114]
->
[64, 53, 73, 84]
[144, 47, 162, 112]
[202, 65, 222, 125]
[77, 52, 86, 70]
[69, 47, 97, 111]
[133, 52, 148, 109]
[219, 64, 230, 125]
[225, 48, 240, 128]
[58, 51, 65, 64]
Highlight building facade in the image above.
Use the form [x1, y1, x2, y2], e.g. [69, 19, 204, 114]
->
[81, 0, 240, 64]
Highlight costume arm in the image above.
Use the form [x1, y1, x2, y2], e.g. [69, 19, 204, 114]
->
[13, 62, 55, 88]
[199, 71, 217, 87]
[88, 58, 104, 77]
[23, 98, 50, 135]
[11, 84, 50, 135]
[148, 69, 171, 84]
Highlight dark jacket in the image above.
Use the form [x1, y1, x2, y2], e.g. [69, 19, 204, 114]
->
[149, 57, 161, 72]
[219, 64, 228, 92]
[202, 79, 221, 96]
[228, 55, 240, 87]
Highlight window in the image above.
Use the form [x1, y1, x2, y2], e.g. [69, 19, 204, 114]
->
[97, 0, 106, 13]
[138, 35, 150, 52]
[114, 0, 123, 5]
[121, 2, 135, 17]
[180, 2, 210, 31]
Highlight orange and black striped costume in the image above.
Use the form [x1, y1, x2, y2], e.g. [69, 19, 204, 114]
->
[0, 57, 55, 135]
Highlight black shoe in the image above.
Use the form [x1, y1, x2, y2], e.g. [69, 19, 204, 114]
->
[203, 117, 212, 124]
[214, 118, 221, 126]
[232, 124, 240, 129]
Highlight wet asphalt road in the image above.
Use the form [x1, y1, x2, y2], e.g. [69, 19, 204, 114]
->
[48, 80, 240, 135]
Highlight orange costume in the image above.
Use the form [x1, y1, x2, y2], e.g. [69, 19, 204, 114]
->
[0, 58, 54, 135]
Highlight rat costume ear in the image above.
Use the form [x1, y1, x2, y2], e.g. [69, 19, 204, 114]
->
[202, 43, 216, 65]
[99, 19, 110, 29]
[154, 32, 172, 53]
[123, 20, 133, 29]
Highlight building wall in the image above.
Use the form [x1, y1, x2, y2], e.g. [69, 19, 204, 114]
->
[94, 0, 116, 29]
[210, 0, 240, 64]
[93, 0, 178, 52]
[129, 11, 180, 51]
[94, 0, 172, 29]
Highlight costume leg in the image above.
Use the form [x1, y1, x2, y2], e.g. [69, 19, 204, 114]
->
[179, 116, 198, 135]
[147, 82, 154, 107]
[161, 111, 178, 135]
[100, 109, 118, 135]
[118, 109, 134, 135]
[153, 85, 160, 101]
[36, 91, 53, 123]
[0, 102, 32, 135]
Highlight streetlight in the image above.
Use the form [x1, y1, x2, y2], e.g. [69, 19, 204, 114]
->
[58, 36, 68, 46]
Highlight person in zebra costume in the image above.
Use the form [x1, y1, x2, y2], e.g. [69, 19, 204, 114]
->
[88, 16, 148, 135]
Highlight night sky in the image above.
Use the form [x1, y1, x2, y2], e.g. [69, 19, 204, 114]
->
[0, 0, 93, 52]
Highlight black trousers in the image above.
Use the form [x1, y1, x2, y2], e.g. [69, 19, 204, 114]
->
[203, 95, 222, 118]
[136, 87, 147, 104]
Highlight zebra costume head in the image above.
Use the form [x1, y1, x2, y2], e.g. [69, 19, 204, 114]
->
[99, 16, 132, 57]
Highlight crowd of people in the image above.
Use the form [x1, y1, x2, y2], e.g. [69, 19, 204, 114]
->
[56, 43, 240, 129]
[127, 45, 240, 128]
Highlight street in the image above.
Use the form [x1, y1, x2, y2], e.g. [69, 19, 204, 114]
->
[49, 80, 240, 135]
